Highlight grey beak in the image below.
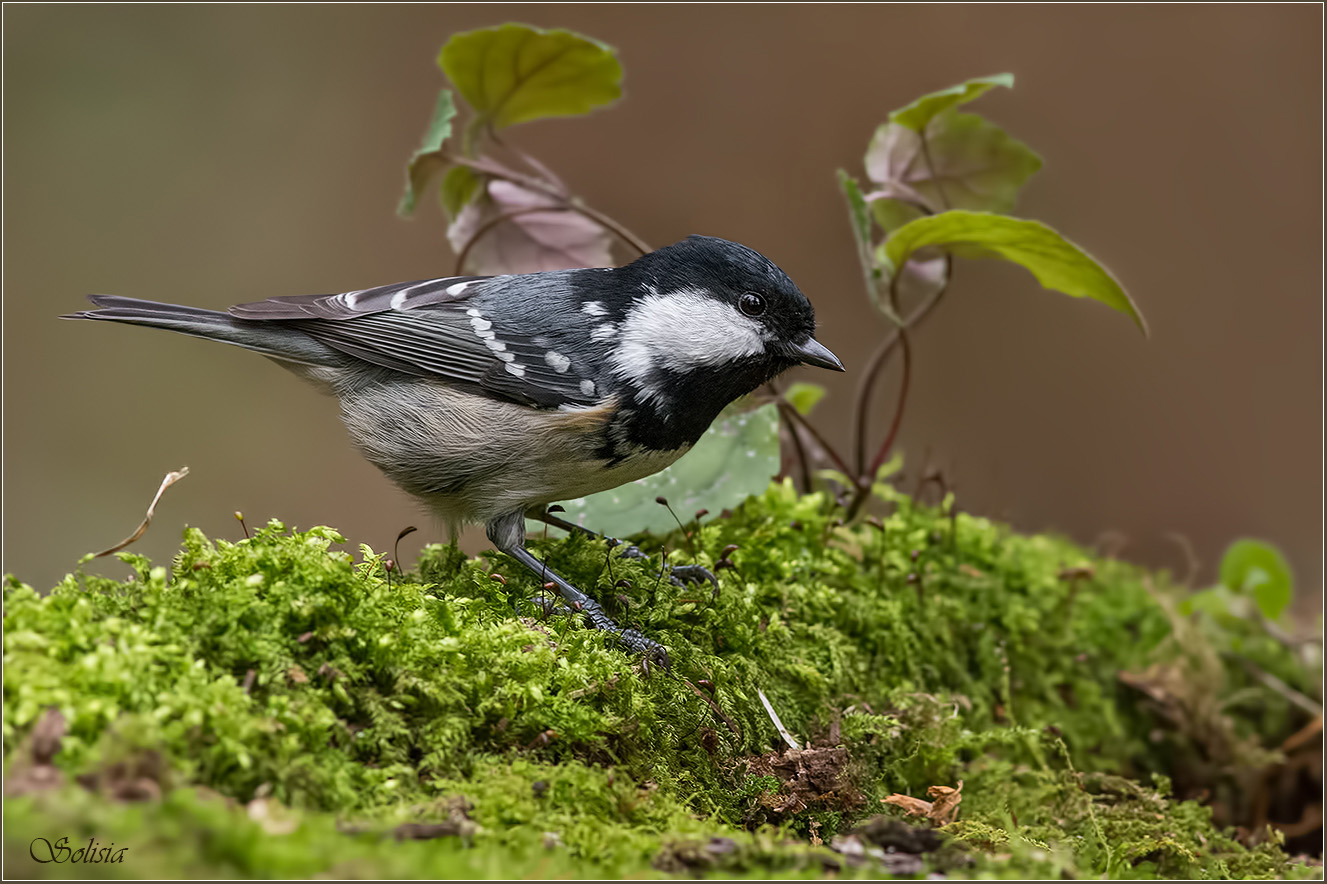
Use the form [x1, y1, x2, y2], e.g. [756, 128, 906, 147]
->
[790, 336, 845, 372]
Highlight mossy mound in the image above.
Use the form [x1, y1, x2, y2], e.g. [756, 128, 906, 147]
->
[4, 482, 1319, 878]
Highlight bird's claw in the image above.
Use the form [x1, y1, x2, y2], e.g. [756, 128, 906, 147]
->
[617, 627, 671, 675]
[668, 564, 719, 590]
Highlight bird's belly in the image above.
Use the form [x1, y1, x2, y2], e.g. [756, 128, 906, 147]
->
[337, 379, 688, 527]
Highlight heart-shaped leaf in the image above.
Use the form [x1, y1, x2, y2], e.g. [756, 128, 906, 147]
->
[1218, 539, 1294, 621]
[439, 24, 622, 130]
[866, 110, 1042, 217]
[447, 178, 613, 275]
[889, 73, 1014, 133]
[552, 403, 781, 537]
[879, 211, 1147, 334]
[397, 90, 457, 216]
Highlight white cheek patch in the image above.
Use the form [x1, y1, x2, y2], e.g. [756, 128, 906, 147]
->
[608, 289, 769, 389]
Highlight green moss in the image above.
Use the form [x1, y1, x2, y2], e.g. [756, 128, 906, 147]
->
[4, 483, 1319, 878]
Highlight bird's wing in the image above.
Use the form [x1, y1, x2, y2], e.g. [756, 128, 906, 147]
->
[228, 275, 490, 320]
[230, 277, 600, 409]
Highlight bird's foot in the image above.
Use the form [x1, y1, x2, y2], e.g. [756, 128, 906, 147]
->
[668, 564, 719, 590]
[614, 544, 718, 591]
[616, 626, 671, 675]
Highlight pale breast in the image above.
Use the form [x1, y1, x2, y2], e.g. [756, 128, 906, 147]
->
[336, 378, 688, 529]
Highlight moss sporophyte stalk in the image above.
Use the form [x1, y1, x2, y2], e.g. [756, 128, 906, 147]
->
[3, 481, 1318, 878]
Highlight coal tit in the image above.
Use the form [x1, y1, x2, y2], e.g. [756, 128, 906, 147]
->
[65, 235, 843, 670]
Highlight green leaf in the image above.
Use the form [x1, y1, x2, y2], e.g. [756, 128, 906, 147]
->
[783, 382, 827, 417]
[440, 165, 483, 221]
[866, 111, 1042, 216]
[889, 73, 1014, 133]
[552, 404, 780, 538]
[870, 196, 925, 237]
[838, 170, 899, 324]
[879, 211, 1147, 334]
[1218, 539, 1294, 621]
[439, 24, 622, 130]
[397, 90, 457, 217]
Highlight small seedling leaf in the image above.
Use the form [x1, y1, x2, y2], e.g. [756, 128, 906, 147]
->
[784, 382, 827, 417]
[1218, 538, 1294, 621]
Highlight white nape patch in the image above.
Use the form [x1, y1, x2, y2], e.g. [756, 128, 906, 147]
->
[580, 379, 597, 397]
[608, 288, 768, 387]
[446, 281, 472, 297]
[544, 351, 571, 373]
[642, 283, 659, 296]
[582, 301, 606, 317]
[590, 323, 617, 342]
[504, 362, 526, 378]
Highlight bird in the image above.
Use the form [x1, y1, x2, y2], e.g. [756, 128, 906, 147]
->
[63, 234, 844, 671]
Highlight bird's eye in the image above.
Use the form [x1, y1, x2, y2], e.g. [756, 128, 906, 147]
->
[739, 292, 766, 317]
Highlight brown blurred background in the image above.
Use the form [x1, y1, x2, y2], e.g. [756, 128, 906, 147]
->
[3, 5, 1321, 610]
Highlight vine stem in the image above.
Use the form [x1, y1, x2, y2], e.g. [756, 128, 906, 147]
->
[844, 126, 953, 517]
[446, 153, 652, 258]
[849, 268, 950, 476]
[770, 393, 855, 479]
[766, 380, 814, 494]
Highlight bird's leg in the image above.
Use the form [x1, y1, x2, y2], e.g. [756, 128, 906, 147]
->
[525, 506, 718, 591]
[490, 511, 670, 673]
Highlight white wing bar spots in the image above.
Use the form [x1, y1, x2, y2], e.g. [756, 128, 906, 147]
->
[545, 351, 571, 373]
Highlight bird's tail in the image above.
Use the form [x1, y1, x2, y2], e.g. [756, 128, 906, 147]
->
[63, 295, 338, 366]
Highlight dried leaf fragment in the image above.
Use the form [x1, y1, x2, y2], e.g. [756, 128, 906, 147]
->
[883, 780, 963, 826]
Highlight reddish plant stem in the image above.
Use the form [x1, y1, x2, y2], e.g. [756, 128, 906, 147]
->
[772, 394, 855, 479]
[765, 380, 814, 494]
[849, 272, 950, 476]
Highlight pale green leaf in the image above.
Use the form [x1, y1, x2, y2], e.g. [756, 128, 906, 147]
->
[552, 404, 780, 537]
[397, 90, 457, 217]
[784, 382, 826, 417]
[439, 24, 622, 130]
[838, 170, 899, 324]
[1219, 539, 1294, 621]
[440, 165, 483, 220]
[889, 73, 1014, 133]
[879, 211, 1147, 334]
